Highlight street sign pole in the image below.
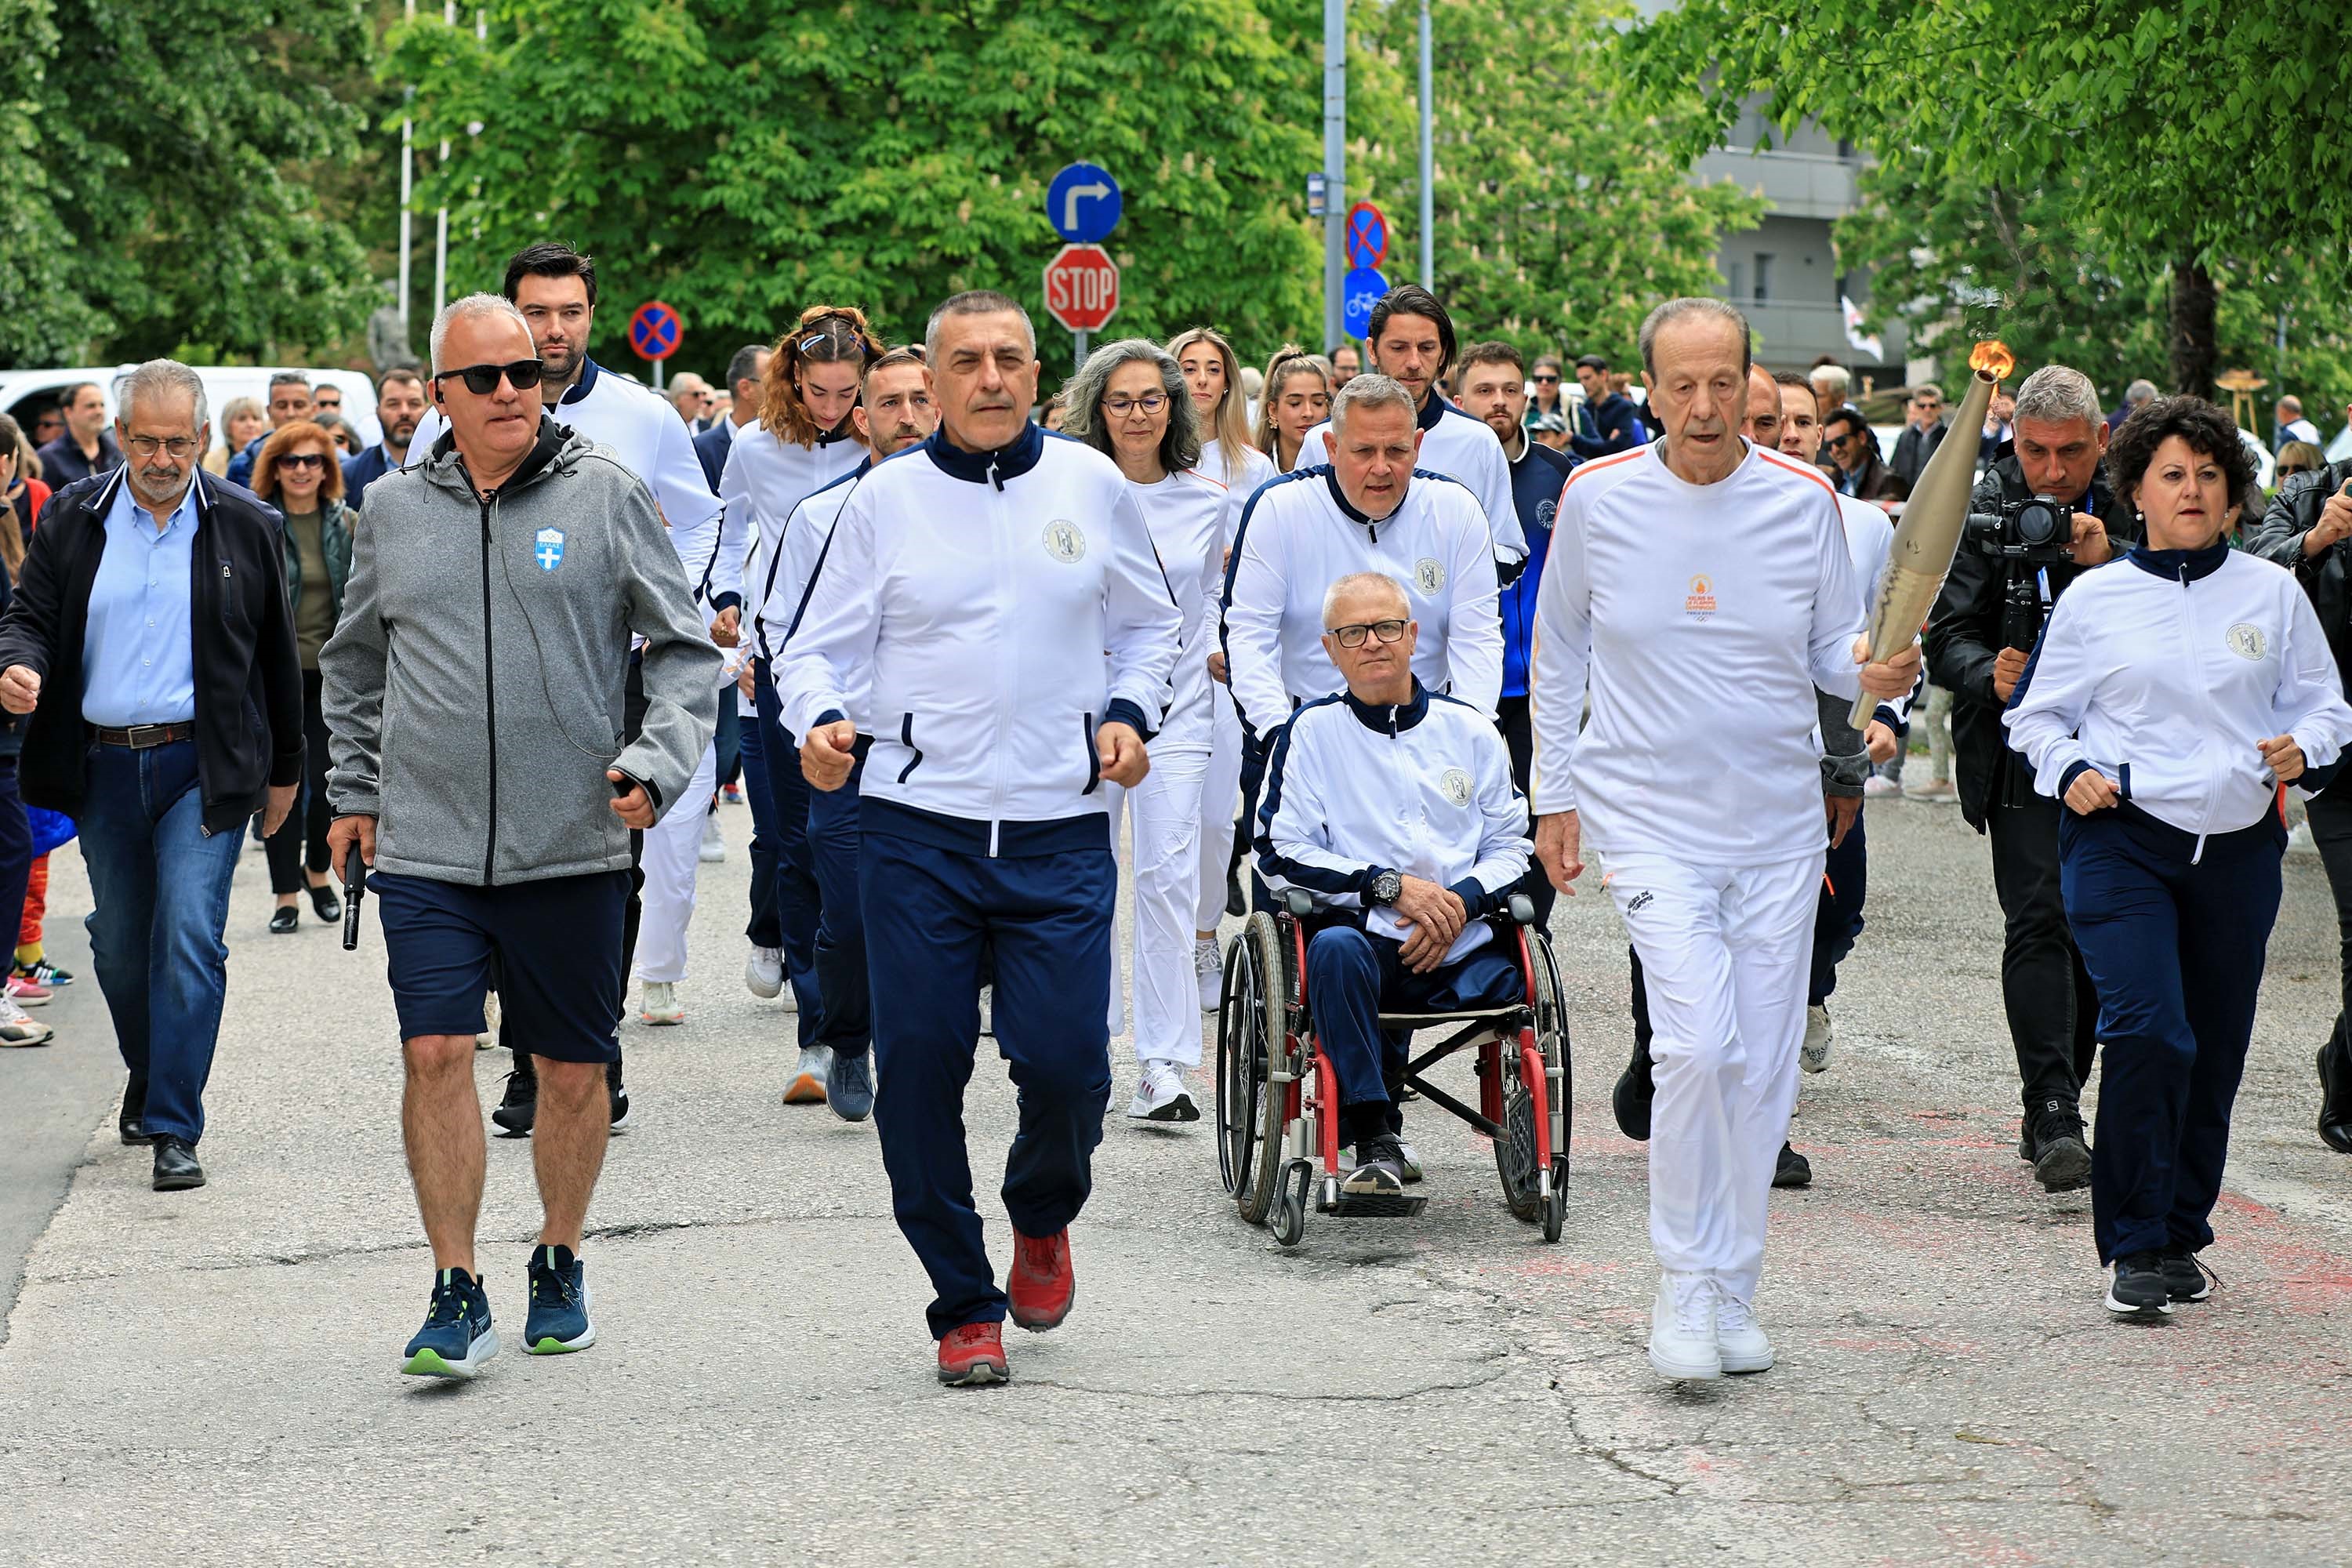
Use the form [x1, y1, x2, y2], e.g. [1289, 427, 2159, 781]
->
[1418, 0, 1434, 289]
[1322, 0, 1346, 355]
[653, 360, 665, 393]
[1075, 329, 1088, 372]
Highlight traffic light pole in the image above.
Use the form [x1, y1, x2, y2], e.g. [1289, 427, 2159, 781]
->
[1322, 0, 1346, 354]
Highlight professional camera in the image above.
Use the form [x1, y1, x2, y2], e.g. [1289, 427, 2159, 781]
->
[1964, 493, 2078, 565]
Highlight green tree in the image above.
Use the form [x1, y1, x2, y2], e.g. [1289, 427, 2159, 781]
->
[1348, 0, 1759, 370]
[1836, 160, 2352, 430]
[1624, 0, 2352, 399]
[390, 0, 1327, 379]
[13, 0, 379, 365]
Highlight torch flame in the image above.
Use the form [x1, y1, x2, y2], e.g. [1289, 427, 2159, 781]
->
[1969, 339, 2016, 382]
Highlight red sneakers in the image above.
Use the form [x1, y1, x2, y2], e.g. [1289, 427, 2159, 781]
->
[937, 1321, 1008, 1385]
[1007, 1228, 1076, 1331]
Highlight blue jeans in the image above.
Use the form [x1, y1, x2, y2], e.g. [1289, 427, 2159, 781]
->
[79, 740, 243, 1145]
[735, 696, 780, 950]
[753, 677, 822, 1046]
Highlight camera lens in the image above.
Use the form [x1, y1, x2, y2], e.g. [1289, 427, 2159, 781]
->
[2016, 499, 2061, 546]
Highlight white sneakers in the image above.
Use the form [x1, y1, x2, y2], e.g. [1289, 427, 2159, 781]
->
[744, 945, 784, 1000]
[1126, 1060, 1199, 1123]
[1801, 1004, 1833, 1074]
[0, 994, 53, 1047]
[1193, 935, 1223, 1014]
[699, 811, 727, 863]
[1713, 1290, 1776, 1374]
[782, 1044, 832, 1105]
[1649, 1271, 1775, 1381]
[637, 981, 684, 1025]
[1861, 774, 1902, 799]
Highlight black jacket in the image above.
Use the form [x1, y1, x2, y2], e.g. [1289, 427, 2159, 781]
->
[1923, 448, 2138, 830]
[2246, 457, 2352, 693]
[0, 468, 305, 833]
[1890, 420, 1947, 490]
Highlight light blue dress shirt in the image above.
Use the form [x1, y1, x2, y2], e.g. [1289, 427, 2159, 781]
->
[82, 475, 201, 728]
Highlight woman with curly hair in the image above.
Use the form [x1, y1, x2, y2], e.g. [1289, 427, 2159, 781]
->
[715, 306, 883, 1087]
[2006, 396, 2352, 1319]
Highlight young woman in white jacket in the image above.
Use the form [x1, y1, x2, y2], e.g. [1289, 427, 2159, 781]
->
[2006, 396, 2352, 1319]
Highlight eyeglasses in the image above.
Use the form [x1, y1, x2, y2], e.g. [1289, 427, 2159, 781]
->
[125, 436, 200, 459]
[433, 359, 544, 395]
[1533, 373, 1559, 384]
[1326, 619, 1409, 648]
[278, 452, 328, 472]
[1102, 393, 1168, 417]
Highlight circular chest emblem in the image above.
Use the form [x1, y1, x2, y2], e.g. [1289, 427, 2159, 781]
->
[1414, 557, 1445, 594]
[1042, 520, 1087, 563]
[2226, 622, 2266, 661]
[1438, 767, 1473, 807]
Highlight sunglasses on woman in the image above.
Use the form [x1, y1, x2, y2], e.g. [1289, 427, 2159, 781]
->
[277, 452, 328, 472]
[433, 359, 544, 395]
[2280, 462, 2313, 477]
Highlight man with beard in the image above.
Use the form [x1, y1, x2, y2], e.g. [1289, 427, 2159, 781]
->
[342, 368, 429, 508]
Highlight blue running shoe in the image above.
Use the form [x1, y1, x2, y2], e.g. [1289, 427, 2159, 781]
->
[827, 1049, 875, 1123]
[525, 1244, 596, 1353]
[401, 1268, 499, 1380]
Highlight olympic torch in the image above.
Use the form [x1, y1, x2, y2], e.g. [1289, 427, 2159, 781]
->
[1849, 339, 2015, 728]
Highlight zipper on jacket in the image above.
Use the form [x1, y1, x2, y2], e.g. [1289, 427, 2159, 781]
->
[480, 495, 500, 884]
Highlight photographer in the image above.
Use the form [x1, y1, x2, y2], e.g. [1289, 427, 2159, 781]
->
[1925, 365, 2137, 1192]
[2246, 448, 2352, 1152]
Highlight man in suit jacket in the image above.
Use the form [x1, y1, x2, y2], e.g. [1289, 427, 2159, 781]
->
[691, 343, 771, 489]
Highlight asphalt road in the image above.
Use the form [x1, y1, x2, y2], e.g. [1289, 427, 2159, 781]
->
[3, 792, 2350, 1566]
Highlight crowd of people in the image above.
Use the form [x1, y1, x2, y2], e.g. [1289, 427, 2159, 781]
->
[3, 241, 2351, 1389]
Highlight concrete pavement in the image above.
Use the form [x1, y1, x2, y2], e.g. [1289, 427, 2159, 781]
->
[3, 795, 2351, 1566]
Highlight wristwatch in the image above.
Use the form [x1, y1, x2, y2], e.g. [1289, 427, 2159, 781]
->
[1369, 870, 1403, 907]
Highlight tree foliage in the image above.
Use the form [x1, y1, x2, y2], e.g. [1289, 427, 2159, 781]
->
[1625, 0, 2352, 399]
[0, 0, 379, 365]
[1347, 0, 1759, 371]
[390, 0, 1327, 376]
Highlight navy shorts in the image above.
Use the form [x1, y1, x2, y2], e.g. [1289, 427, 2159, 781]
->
[373, 869, 630, 1063]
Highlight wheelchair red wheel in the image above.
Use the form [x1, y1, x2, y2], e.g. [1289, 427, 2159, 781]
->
[1494, 1067, 1544, 1223]
[1529, 927, 1571, 1188]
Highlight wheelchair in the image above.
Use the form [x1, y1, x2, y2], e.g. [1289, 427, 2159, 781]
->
[1215, 887, 1570, 1248]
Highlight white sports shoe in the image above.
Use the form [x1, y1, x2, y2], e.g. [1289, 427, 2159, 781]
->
[1193, 935, 1223, 1014]
[638, 981, 684, 1025]
[782, 1044, 831, 1105]
[1714, 1285, 1775, 1374]
[0, 993, 53, 1047]
[699, 811, 727, 862]
[1862, 774, 1902, 799]
[745, 945, 784, 999]
[1126, 1060, 1200, 1123]
[1648, 1270, 1722, 1381]
[1801, 1004, 1833, 1074]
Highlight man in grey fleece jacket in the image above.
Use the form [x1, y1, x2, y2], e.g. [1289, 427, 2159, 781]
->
[321, 293, 720, 1380]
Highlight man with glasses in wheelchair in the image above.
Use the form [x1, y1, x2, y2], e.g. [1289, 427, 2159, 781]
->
[1255, 572, 1531, 1198]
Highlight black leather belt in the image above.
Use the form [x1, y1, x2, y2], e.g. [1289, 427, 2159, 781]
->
[89, 721, 194, 749]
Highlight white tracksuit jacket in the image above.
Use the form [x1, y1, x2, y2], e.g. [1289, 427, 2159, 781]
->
[1128, 469, 1231, 751]
[753, 462, 869, 719]
[2005, 543, 2352, 852]
[1200, 439, 1277, 550]
[1528, 440, 1864, 865]
[1257, 683, 1531, 964]
[777, 424, 1182, 856]
[411, 359, 721, 597]
[713, 423, 868, 612]
[1305, 393, 1523, 563]
[1221, 466, 1501, 739]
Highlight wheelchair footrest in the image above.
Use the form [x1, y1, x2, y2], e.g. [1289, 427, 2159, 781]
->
[1319, 1192, 1429, 1219]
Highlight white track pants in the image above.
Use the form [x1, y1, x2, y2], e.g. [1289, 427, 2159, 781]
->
[1105, 742, 1211, 1068]
[634, 740, 717, 985]
[1606, 848, 1821, 1306]
[1193, 688, 1246, 931]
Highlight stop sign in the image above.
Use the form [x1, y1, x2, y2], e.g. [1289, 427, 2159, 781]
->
[1043, 243, 1120, 332]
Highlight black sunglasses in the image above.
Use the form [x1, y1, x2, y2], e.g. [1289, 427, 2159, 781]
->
[434, 359, 544, 395]
[277, 452, 328, 471]
[1533, 373, 1560, 383]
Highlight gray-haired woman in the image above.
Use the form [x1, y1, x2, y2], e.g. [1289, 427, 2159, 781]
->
[1065, 339, 1229, 1124]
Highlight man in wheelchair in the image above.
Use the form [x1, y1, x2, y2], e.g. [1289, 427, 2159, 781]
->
[1254, 572, 1533, 1197]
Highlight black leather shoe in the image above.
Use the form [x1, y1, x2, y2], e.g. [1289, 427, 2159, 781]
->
[2026, 1098, 2093, 1192]
[2317, 1039, 2352, 1153]
[119, 1080, 155, 1146]
[1773, 1142, 1812, 1189]
[308, 883, 342, 924]
[151, 1137, 206, 1191]
[268, 906, 300, 935]
[1612, 1033, 1655, 1142]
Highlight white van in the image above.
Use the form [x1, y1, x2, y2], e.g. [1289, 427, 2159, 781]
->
[0, 365, 383, 452]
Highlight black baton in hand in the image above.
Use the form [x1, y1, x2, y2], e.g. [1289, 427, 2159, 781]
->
[343, 855, 368, 951]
